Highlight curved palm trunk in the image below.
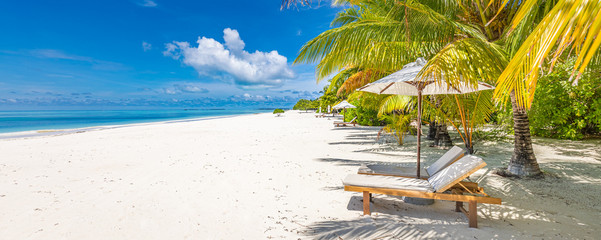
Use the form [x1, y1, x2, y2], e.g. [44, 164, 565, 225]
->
[430, 97, 452, 147]
[507, 92, 542, 177]
[427, 121, 437, 140]
[433, 123, 453, 147]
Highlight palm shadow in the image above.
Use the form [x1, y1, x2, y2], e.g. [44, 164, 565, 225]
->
[311, 127, 601, 238]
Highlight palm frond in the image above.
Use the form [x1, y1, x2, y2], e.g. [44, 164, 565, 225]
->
[337, 69, 385, 95]
[419, 38, 507, 88]
[331, 7, 362, 27]
[295, 0, 462, 79]
[327, 67, 359, 93]
[377, 95, 414, 117]
[281, 0, 311, 9]
[495, 0, 601, 108]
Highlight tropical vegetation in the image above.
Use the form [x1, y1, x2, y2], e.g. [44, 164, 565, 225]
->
[286, 0, 601, 177]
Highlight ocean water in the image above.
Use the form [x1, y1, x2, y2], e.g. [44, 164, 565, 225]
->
[0, 109, 267, 134]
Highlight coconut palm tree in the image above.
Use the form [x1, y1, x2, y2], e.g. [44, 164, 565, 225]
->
[296, 0, 463, 148]
[285, 0, 601, 178]
[414, 0, 600, 176]
[293, 0, 530, 174]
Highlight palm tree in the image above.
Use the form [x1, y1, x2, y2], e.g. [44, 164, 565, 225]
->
[493, 0, 601, 174]
[293, 0, 533, 174]
[295, 0, 462, 149]
[285, 0, 601, 178]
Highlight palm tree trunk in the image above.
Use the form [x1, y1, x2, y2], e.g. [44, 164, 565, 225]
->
[507, 92, 542, 177]
[427, 121, 437, 140]
[429, 96, 452, 147]
[433, 123, 453, 147]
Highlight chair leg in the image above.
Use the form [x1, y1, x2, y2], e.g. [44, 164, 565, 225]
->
[468, 200, 477, 228]
[455, 201, 463, 212]
[363, 191, 371, 215]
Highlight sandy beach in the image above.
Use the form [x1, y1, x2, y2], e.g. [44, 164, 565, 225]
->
[0, 111, 599, 239]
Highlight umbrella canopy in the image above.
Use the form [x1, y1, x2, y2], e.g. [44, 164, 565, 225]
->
[332, 100, 357, 109]
[358, 58, 495, 95]
[359, 58, 494, 178]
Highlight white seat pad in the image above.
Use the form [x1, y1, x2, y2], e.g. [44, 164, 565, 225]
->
[343, 174, 434, 193]
[428, 155, 485, 192]
[358, 164, 429, 178]
[426, 146, 464, 176]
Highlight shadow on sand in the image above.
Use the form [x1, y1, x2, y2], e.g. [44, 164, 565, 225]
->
[308, 127, 601, 239]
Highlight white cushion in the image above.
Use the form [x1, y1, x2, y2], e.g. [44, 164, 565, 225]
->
[343, 174, 434, 193]
[358, 146, 464, 178]
[358, 164, 429, 178]
[426, 146, 465, 176]
[427, 155, 485, 192]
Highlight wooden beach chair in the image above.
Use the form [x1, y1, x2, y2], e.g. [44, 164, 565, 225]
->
[334, 116, 357, 127]
[343, 155, 501, 228]
[358, 146, 465, 179]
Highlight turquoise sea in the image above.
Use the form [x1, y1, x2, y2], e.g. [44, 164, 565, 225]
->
[0, 109, 268, 134]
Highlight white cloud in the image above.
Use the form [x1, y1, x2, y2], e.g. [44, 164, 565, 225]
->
[31, 49, 92, 61]
[162, 83, 209, 95]
[163, 88, 177, 95]
[232, 93, 270, 102]
[163, 28, 295, 89]
[223, 28, 245, 53]
[173, 83, 209, 93]
[142, 41, 152, 51]
[138, 0, 157, 7]
[29, 49, 127, 71]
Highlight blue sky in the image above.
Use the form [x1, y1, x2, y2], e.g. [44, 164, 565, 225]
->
[0, 0, 341, 109]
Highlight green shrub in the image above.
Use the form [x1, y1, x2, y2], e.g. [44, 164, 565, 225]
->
[379, 114, 413, 145]
[273, 109, 285, 114]
[319, 90, 339, 112]
[292, 99, 314, 110]
[358, 107, 383, 126]
[346, 93, 387, 126]
[344, 108, 357, 122]
[528, 60, 601, 139]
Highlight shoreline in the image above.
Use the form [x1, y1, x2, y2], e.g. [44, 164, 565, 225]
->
[0, 111, 265, 140]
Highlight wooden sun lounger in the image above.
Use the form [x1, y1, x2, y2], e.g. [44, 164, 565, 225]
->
[334, 116, 357, 127]
[316, 113, 335, 118]
[343, 155, 501, 228]
[358, 146, 465, 179]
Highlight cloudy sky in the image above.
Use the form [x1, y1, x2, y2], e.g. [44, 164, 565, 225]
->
[0, 0, 341, 109]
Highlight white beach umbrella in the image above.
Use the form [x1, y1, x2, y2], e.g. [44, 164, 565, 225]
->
[333, 100, 357, 119]
[358, 58, 494, 178]
[332, 100, 357, 110]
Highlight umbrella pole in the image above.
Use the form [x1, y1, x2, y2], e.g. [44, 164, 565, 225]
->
[417, 90, 422, 179]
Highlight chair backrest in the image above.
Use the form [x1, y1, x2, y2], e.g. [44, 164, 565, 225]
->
[349, 116, 357, 123]
[427, 155, 486, 192]
[426, 146, 465, 176]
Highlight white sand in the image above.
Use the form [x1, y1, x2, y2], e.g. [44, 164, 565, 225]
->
[0, 111, 599, 239]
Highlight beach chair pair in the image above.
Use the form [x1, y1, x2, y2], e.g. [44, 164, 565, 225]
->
[334, 116, 357, 127]
[343, 146, 501, 228]
[316, 113, 335, 118]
